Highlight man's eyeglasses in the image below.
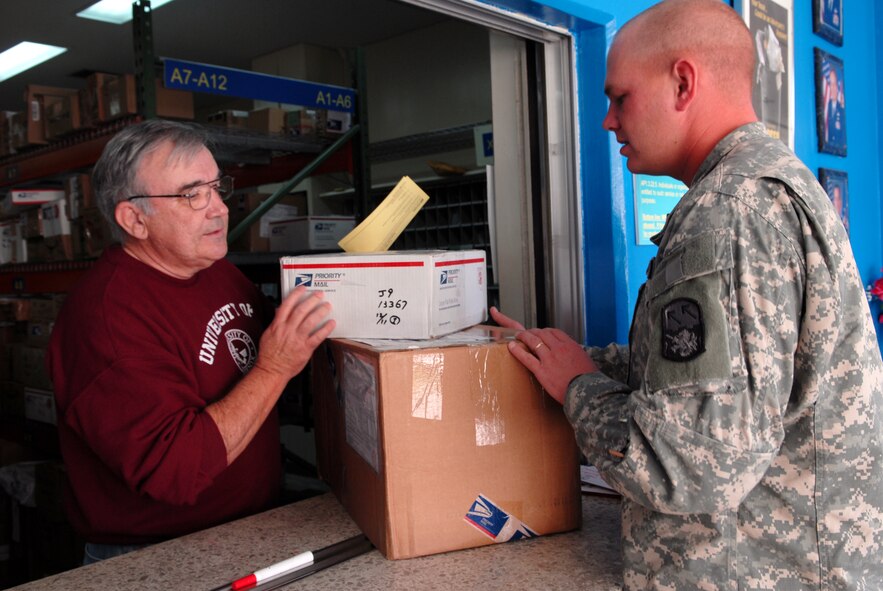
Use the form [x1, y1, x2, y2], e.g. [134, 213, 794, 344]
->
[126, 175, 234, 211]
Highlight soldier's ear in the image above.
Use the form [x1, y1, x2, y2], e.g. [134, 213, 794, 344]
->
[672, 58, 698, 111]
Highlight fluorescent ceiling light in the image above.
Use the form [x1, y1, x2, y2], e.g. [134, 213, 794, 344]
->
[76, 0, 176, 24]
[0, 42, 68, 83]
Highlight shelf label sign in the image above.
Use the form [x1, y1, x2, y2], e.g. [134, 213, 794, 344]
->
[162, 58, 355, 113]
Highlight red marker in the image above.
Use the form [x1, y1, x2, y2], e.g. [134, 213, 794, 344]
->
[230, 550, 314, 591]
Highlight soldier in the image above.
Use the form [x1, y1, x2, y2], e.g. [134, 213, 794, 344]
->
[492, 0, 883, 589]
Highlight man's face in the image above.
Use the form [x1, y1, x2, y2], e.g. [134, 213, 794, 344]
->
[133, 141, 229, 278]
[602, 37, 682, 178]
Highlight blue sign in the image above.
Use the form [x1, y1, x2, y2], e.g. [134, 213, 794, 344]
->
[633, 174, 688, 245]
[162, 58, 355, 113]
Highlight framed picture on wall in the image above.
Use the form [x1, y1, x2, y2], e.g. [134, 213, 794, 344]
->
[819, 167, 849, 234]
[742, 0, 794, 148]
[814, 48, 847, 156]
[813, 0, 843, 46]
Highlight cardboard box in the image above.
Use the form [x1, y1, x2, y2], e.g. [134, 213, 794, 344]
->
[207, 109, 250, 129]
[0, 219, 23, 265]
[227, 192, 307, 253]
[79, 72, 115, 127]
[23, 85, 79, 145]
[280, 250, 488, 339]
[268, 216, 355, 252]
[43, 93, 81, 139]
[78, 207, 113, 258]
[312, 326, 582, 559]
[10, 345, 52, 391]
[24, 387, 56, 425]
[39, 200, 71, 238]
[247, 107, 288, 134]
[102, 75, 194, 121]
[8, 188, 64, 207]
[63, 173, 94, 220]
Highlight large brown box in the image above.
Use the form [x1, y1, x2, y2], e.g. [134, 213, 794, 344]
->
[43, 93, 81, 139]
[312, 326, 582, 559]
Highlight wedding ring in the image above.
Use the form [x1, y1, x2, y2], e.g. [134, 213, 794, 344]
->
[534, 342, 546, 351]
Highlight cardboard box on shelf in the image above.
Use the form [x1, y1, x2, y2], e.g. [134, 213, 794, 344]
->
[0, 219, 23, 265]
[63, 173, 94, 220]
[23, 85, 79, 145]
[207, 110, 250, 129]
[102, 75, 194, 121]
[78, 207, 113, 258]
[79, 72, 115, 128]
[227, 192, 307, 253]
[43, 93, 81, 139]
[268, 216, 354, 252]
[7, 111, 28, 152]
[280, 250, 488, 340]
[39, 200, 71, 238]
[312, 326, 582, 560]
[9, 188, 64, 207]
[11, 344, 52, 391]
[247, 107, 288, 134]
[24, 387, 56, 425]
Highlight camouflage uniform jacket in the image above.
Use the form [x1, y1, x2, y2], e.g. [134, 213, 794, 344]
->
[566, 123, 883, 590]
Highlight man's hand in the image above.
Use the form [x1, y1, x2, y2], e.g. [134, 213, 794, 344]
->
[254, 286, 336, 381]
[490, 306, 525, 330]
[491, 306, 597, 404]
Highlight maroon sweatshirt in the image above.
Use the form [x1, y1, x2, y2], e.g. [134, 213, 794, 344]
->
[47, 245, 281, 544]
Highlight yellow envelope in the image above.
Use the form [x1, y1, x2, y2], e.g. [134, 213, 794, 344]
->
[338, 176, 429, 253]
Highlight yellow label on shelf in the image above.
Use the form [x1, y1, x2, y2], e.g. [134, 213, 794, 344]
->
[338, 176, 429, 253]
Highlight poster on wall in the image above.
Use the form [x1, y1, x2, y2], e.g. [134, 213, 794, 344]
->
[742, 0, 794, 149]
[814, 48, 847, 156]
[818, 168, 849, 234]
[813, 0, 843, 46]
[633, 174, 688, 245]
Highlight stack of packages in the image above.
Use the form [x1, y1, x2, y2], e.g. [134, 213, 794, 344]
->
[279, 177, 581, 560]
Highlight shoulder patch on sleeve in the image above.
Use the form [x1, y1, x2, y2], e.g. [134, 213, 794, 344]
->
[661, 298, 705, 362]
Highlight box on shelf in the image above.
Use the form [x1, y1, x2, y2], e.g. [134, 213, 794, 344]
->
[8, 188, 64, 207]
[23, 85, 79, 145]
[312, 326, 582, 560]
[11, 344, 52, 391]
[0, 219, 23, 265]
[7, 112, 28, 152]
[268, 216, 355, 252]
[79, 72, 115, 128]
[24, 387, 56, 425]
[102, 75, 194, 121]
[247, 107, 288, 134]
[207, 110, 250, 129]
[63, 173, 94, 220]
[39, 200, 71, 238]
[227, 192, 307, 253]
[280, 250, 488, 340]
[43, 93, 81, 140]
[77, 207, 113, 258]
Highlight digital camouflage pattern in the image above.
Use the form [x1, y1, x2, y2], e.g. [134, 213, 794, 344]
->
[567, 123, 883, 590]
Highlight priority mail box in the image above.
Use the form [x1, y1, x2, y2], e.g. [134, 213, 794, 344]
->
[9, 188, 64, 206]
[269, 216, 355, 252]
[312, 326, 582, 559]
[280, 250, 488, 339]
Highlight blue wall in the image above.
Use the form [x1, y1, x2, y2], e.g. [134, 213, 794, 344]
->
[481, 0, 883, 351]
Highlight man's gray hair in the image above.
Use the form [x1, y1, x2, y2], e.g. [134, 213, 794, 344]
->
[92, 119, 213, 242]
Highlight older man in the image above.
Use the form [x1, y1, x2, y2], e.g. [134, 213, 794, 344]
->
[47, 119, 335, 563]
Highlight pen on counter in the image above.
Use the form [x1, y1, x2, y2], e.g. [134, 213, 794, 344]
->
[209, 534, 373, 591]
